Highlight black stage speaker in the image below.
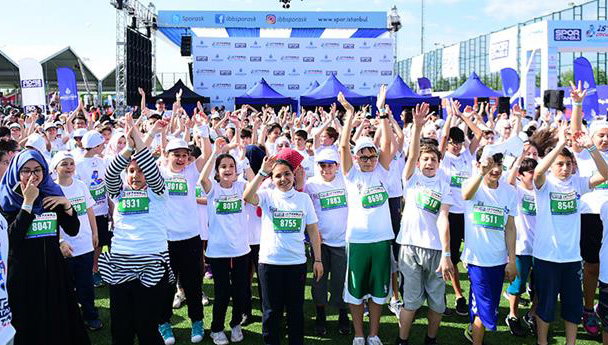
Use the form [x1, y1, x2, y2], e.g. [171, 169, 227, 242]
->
[126, 28, 152, 106]
[543, 90, 565, 109]
[181, 35, 192, 56]
[497, 97, 511, 114]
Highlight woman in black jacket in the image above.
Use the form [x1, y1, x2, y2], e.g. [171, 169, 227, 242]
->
[0, 149, 89, 345]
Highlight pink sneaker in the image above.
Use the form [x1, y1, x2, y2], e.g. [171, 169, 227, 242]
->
[583, 309, 600, 336]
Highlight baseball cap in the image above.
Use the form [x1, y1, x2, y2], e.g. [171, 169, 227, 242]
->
[82, 130, 104, 149]
[50, 151, 74, 170]
[166, 138, 191, 152]
[43, 122, 57, 131]
[352, 137, 377, 155]
[156, 98, 164, 104]
[315, 149, 339, 164]
[25, 134, 48, 153]
[73, 128, 87, 138]
[8, 123, 20, 130]
[211, 112, 221, 120]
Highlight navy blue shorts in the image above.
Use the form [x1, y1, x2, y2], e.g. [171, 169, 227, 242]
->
[533, 258, 582, 324]
[468, 264, 505, 331]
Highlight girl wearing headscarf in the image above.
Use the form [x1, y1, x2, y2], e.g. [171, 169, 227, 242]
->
[104, 131, 127, 164]
[0, 149, 89, 345]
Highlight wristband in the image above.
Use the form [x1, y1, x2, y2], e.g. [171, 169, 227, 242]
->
[442, 252, 451, 258]
[379, 108, 387, 114]
[587, 145, 598, 153]
[259, 170, 270, 177]
[378, 114, 389, 120]
[22, 203, 33, 213]
[573, 101, 583, 107]
[314, 259, 322, 263]
[198, 125, 210, 138]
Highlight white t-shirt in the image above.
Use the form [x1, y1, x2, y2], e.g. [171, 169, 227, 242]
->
[111, 188, 169, 255]
[0, 215, 15, 345]
[305, 175, 348, 247]
[440, 150, 473, 214]
[386, 152, 405, 198]
[75, 156, 109, 216]
[533, 174, 590, 263]
[59, 179, 96, 257]
[514, 184, 536, 256]
[160, 163, 201, 241]
[461, 181, 518, 267]
[576, 149, 608, 214]
[296, 148, 315, 179]
[397, 170, 452, 251]
[205, 181, 250, 258]
[344, 164, 394, 243]
[195, 184, 209, 240]
[598, 201, 608, 283]
[258, 188, 318, 265]
[245, 202, 262, 245]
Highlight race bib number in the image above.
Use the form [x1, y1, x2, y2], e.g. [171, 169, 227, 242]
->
[521, 194, 536, 216]
[416, 189, 442, 214]
[216, 195, 242, 214]
[450, 172, 469, 188]
[473, 205, 505, 231]
[166, 177, 188, 196]
[195, 185, 203, 198]
[69, 196, 88, 216]
[319, 189, 347, 210]
[272, 211, 303, 233]
[361, 186, 388, 209]
[117, 190, 150, 215]
[26, 212, 58, 239]
[90, 183, 106, 202]
[550, 191, 577, 215]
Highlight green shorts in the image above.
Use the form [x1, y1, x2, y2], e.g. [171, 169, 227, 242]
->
[344, 240, 392, 305]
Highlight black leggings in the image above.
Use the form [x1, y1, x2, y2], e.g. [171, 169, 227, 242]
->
[244, 244, 262, 317]
[208, 254, 250, 332]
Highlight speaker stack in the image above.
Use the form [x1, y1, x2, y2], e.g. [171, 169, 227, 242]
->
[126, 28, 152, 106]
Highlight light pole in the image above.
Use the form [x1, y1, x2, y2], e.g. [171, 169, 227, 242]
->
[421, 0, 425, 54]
[388, 6, 402, 73]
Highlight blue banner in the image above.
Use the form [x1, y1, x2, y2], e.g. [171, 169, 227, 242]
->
[417, 77, 432, 96]
[574, 56, 600, 120]
[56, 67, 78, 112]
[158, 11, 387, 29]
[500, 68, 519, 97]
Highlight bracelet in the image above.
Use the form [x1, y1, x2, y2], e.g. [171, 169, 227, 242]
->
[259, 170, 270, 177]
[442, 252, 451, 258]
[22, 203, 33, 213]
[378, 115, 389, 120]
[379, 108, 387, 114]
[314, 259, 322, 263]
[573, 101, 583, 107]
[587, 145, 598, 153]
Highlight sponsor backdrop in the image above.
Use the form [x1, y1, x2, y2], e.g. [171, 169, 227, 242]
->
[192, 37, 394, 108]
[488, 26, 519, 73]
[441, 44, 460, 78]
[409, 54, 424, 83]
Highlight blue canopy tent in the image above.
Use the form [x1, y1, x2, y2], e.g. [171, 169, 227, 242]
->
[385, 75, 441, 123]
[300, 74, 376, 109]
[301, 81, 320, 97]
[235, 78, 298, 110]
[448, 72, 502, 105]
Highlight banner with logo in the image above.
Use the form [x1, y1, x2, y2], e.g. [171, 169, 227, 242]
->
[549, 21, 608, 51]
[18, 58, 46, 113]
[500, 68, 519, 97]
[417, 77, 432, 96]
[441, 44, 460, 78]
[489, 26, 518, 73]
[409, 54, 424, 83]
[159, 11, 387, 29]
[56, 67, 79, 112]
[574, 57, 600, 119]
[192, 37, 394, 107]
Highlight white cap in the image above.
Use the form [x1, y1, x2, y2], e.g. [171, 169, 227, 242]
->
[211, 112, 221, 120]
[275, 136, 290, 147]
[25, 134, 48, 153]
[166, 138, 191, 152]
[352, 137, 377, 155]
[315, 149, 339, 164]
[73, 128, 87, 138]
[590, 120, 608, 136]
[43, 122, 57, 131]
[50, 151, 74, 170]
[8, 123, 20, 129]
[82, 130, 104, 149]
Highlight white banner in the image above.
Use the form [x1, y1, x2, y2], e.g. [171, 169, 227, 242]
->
[441, 44, 460, 78]
[18, 58, 46, 112]
[409, 54, 424, 83]
[489, 26, 519, 73]
[191, 37, 394, 108]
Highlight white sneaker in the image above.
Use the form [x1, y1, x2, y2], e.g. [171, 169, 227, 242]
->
[210, 331, 229, 345]
[201, 291, 210, 306]
[172, 290, 186, 309]
[367, 335, 383, 345]
[353, 336, 365, 345]
[230, 325, 244, 342]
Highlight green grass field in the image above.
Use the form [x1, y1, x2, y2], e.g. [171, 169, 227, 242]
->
[90, 263, 603, 345]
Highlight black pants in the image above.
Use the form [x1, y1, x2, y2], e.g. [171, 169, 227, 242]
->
[208, 254, 250, 332]
[244, 244, 262, 317]
[65, 251, 98, 321]
[259, 263, 306, 345]
[161, 236, 203, 323]
[110, 275, 168, 345]
[388, 197, 403, 260]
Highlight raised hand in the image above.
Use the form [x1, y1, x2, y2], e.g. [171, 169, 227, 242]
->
[260, 155, 277, 175]
[376, 84, 387, 110]
[569, 80, 588, 103]
[337, 92, 354, 115]
[572, 130, 593, 149]
[413, 103, 430, 128]
[557, 122, 569, 145]
[138, 87, 145, 97]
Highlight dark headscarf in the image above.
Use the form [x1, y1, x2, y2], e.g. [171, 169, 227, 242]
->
[0, 149, 64, 215]
[245, 145, 266, 175]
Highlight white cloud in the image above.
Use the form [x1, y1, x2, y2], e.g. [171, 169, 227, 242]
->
[483, 0, 575, 20]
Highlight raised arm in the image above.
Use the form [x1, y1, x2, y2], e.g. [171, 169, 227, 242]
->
[573, 131, 608, 189]
[403, 103, 430, 181]
[377, 85, 392, 170]
[534, 123, 568, 189]
[313, 112, 334, 150]
[569, 80, 587, 134]
[507, 154, 524, 186]
[200, 152, 216, 194]
[462, 156, 495, 200]
[243, 155, 276, 206]
[337, 92, 355, 175]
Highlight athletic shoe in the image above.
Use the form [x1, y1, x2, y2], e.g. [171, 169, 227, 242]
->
[423, 335, 438, 345]
[443, 307, 453, 316]
[210, 331, 229, 345]
[394, 337, 409, 345]
[388, 298, 403, 319]
[505, 316, 527, 337]
[191, 320, 204, 343]
[158, 323, 176, 345]
[455, 297, 468, 316]
[172, 290, 186, 309]
[367, 335, 383, 345]
[86, 319, 103, 331]
[583, 308, 600, 336]
[338, 309, 351, 335]
[353, 337, 365, 345]
[201, 291, 210, 306]
[92, 272, 104, 288]
[231, 325, 244, 342]
[523, 312, 537, 335]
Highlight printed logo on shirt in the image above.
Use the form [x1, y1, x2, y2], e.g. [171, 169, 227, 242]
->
[117, 190, 150, 215]
[361, 186, 388, 209]
[215, 195, 242, 214]
[450, 171, 469, 188]
[89, 170, 106, 204]
[69, 196, 88, 216]
[25, 212, 58, 239]
[472, 204, 505, 230]
[195, 185, 203, 198]
[318, 189, 347, 210]
[415, 189, 442, 214]
[549, 191, 577, 215]
[272, 211, 303, 233]
[165, 177, 188, 196]
[521, 194, 536, 216]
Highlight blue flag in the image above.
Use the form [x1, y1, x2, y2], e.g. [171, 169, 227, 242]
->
[417, 77, 432, 96]
[574, 57, 599, 120]
[500, 68, 519, 97]
[56, 67, 78, 112]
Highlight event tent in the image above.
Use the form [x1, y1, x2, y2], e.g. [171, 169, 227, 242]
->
[385, 75, 441, 120]
[151, 79, 209, 114]
[301, 81, 320, 97]
[0, 50, 19, 89]
[235, 78, 298, 109]
[447, 72, 502, 103]
[300, 74, 375, 107]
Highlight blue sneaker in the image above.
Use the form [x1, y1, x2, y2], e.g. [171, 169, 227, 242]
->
[158, 322, 175, 345]
[191, 320, 204, 343]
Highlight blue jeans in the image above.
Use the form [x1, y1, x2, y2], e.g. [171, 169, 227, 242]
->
[65, 251, 99, 321]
